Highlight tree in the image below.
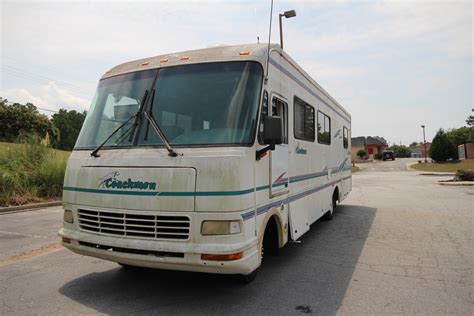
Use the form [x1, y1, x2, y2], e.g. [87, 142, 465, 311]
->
[390, 144, 411, 158]
[51, 109, 86, 150]
[356, 149, 366, 159]
[446, 126, 474, 146]
[466, 115, 474, 127]
[0, 99, 58, 142]
[429, 129, 457, 162]
[409, 141, 419, 148]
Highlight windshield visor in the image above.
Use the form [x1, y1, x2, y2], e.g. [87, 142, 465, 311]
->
[75, 61, 263, 149]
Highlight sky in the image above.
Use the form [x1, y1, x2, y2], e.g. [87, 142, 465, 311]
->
[0, 0, 472, 145]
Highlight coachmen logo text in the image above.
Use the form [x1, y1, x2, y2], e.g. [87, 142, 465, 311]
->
[98, 171, 157, 190]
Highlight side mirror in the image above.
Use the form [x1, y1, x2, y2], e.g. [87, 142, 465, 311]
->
[262, 116, 283, 145]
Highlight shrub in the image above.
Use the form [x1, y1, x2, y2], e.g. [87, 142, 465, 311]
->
[36, 152, 67, 197]
[429, 129, 457, 162]
[0, 137, 68, 206]
[357, 149, 366, 159]
[454, 170, 474, 181]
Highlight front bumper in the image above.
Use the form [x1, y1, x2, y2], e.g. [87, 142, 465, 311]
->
[59, 228, 259, 275]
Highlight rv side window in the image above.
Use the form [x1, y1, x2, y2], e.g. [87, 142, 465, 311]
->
[294, 96, 315, 142]
[343, 126, 349, 148]
[272, 97, 288, 144]
[317, 111, 331, 145]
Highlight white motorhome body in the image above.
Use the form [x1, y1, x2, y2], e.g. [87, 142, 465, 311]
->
[59, 43, 352, 277]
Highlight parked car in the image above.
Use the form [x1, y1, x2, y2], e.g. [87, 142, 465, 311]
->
[382, 150, 395, 161]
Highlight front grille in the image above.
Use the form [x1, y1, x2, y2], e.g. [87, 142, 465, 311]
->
[78, 209, 190, 240]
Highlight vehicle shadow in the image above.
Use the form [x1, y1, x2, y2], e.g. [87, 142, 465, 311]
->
[58, 204, 376, 315]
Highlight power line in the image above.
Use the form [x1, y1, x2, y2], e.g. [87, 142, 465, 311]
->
[0, 64, 94, 97]
[3, 101, 58, 113]
[1, 64, 93, 93]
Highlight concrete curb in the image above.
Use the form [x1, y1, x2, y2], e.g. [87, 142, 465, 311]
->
[0, 201, 62, 214]
[420, 173, 456, 176]
[438, 181, 474, 186]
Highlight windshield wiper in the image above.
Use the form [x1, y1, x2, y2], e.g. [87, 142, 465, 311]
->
[142, 89, 180, 157]
[90, 113, 138, 157]
[90, 90, 149, 158]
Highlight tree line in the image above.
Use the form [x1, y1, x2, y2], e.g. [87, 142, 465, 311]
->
[0, 97, 86, 151]
[389, 115, 473, 161]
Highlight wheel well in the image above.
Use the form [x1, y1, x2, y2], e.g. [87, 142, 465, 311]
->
[333, 186, 340, 202]
[263, 216, 280, 255]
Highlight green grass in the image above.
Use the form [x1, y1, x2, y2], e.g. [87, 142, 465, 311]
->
[410, 160, 474, 172]
[0, 140, 70, 207]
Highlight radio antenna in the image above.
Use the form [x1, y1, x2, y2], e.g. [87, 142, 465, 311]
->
[265, 0, 274, 82]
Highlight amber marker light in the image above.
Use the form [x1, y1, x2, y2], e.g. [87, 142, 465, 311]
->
[239, 51, 250, 55]
[160, 58, 169, 63]
[141, 61, 150, 66]
[180, 56, 189, 60]
[201, 252, 243, 261]
[105, 69, 112, 74]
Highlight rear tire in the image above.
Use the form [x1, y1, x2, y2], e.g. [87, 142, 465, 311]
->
[322, 192, 338, 221]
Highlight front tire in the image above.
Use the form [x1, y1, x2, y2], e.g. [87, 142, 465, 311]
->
[239, 269, 258, 284]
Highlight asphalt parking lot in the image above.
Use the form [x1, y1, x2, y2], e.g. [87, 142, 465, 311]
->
[0, 159, 472, 314]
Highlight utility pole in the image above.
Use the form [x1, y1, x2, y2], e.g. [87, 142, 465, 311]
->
[421, 125, 427, 163]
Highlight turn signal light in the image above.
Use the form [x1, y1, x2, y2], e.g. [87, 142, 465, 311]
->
[201, 252, 243, 261]
[239, 51, 250, 55]
[62, 236, 71, 244]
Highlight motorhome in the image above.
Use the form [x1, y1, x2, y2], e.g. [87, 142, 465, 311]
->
[59, 43, 352, 282]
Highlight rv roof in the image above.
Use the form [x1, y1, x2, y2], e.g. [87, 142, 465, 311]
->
[102, 43, 350, 119]
[102, 43, 274, 80]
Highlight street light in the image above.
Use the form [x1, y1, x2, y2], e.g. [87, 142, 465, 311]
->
[421, 125, 427, 163]
[279, 10, 296, 49]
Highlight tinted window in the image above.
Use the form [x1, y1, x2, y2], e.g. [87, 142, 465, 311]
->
[294, 96, 315, 142]
[317, 110, 331, 145]
[343, 126, 349, 148]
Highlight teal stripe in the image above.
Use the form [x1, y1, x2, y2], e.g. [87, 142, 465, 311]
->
[63, 165, 346, 197]
[63, 186, 159, 196]
[64, 182, 286, 197]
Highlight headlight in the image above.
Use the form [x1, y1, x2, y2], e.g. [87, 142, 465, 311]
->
[201, 220, 241, 235]
[63, 210, 74, 223]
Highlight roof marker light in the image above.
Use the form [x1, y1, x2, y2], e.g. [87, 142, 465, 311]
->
[141, 61, 150, 66]
[239, 51, 250, 55]
[160, 58, 169, 63]
[180, 56, 189, 60]
[106, 69, 112, 74]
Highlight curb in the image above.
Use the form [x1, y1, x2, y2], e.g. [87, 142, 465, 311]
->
[420, 173, 456, 176]
[0, 201, 62, 214]
[438, 181, 474, 186]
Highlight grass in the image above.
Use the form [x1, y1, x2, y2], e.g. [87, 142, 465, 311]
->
[352, 165, 361, 173]
[0, 139, 70, 207]
[410, 160, 474, 172]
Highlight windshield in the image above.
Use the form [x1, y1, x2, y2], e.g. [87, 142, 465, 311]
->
[75, 61, 263, 149]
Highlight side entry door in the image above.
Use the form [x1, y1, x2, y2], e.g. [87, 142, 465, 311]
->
[269, 95, 289, 197]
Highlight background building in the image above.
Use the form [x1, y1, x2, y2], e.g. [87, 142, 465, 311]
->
[351, 136, 388, 160]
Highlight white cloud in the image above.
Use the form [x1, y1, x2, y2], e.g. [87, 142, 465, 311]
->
[0, 82, 90, 113]
[287, 0, 472, 57]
